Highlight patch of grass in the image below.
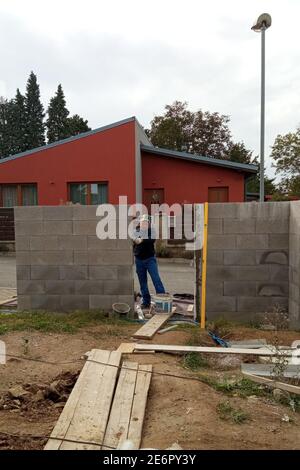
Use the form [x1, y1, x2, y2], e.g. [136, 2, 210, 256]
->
[217, 400, 249, 424]
[0, 310, 132, 335]
[183, 352, 208, 370]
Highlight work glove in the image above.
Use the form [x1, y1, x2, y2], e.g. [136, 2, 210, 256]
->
[134, 237, 143, 245]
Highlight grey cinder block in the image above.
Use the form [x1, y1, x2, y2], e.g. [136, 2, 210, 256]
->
[30, 236, 59, 251]
[44, 221, 73, 235]
[237, 296, 288, 312]
[103, 279, 133, 295]
[14, 206, 43, 221]
[224, 218, 255, 234]
[207, 250, 224, 265]
[207, 219, 223, 234]
[43, 206, 73, 220]
[269, 265, 289, 282]
[256, 250, 288, 265]
[60, 266, 88, 280]
[208, 203, 238, 219]
[74, 251, 88, 265]
[45, 280, 75, 295]
[224, 250, 256, 266]
[87, 236, 117, 250]
[15, 236, 30, 251]
[206, 281, 223, 296]
[206, 296, 236, 312]
[207, 265, 237, 280]
[16, 251, 31, 265]
[117, 266, 134, 280]
[257, 283, 288, 297]
[88, 250, 133, 266]
[31, 266, 60, 280]
[60, 295, 89, 311]
[75, 280, 104, 295]
[17, 295, 32, 310]
[30, 295, 61, 310]
[208, 234, 236, 250]
[89, 266, 118, 280]
[58, 235, 87, 251]
[15, 220, 43, 236]
[89, 295, 116, 310]
[224, 281, 256, 297]
[18, 280, 45, 295]
[73, 220, 98, 235]
[237, 234, 268, 249]
[236, 266, 270, 281]
[268, 234, 289, 249]
[30, 251, 74, 265]
[256, 219, 288, 234]
[16, 265, 30, 281]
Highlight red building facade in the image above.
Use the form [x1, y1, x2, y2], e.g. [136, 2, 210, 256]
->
[0, 117, 257, 208]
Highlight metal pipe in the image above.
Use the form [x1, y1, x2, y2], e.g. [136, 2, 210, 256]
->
[260, 25, 266, 202]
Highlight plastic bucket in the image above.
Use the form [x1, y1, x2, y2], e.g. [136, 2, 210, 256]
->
[112, 303, 130, 315]
[152, 293, 173, 313]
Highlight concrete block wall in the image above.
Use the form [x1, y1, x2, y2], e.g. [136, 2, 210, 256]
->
[289, 201, 300, 328]
[15, 206, 134, 312]
[207, 202, 290, 323]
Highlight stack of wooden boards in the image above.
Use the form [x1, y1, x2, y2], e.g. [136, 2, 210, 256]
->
[44, 349, 152, 450]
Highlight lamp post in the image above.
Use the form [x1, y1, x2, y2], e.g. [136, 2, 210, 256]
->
[251, 13, 272, 202]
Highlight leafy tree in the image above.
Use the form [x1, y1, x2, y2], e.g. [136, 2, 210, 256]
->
[67, 114, 91, 136]
[271, 127, 300, 196]
[46, 84, 70, 143]
[227, 141, 253, 164]
[146, 101, 232, 159]
[24, 71, 45, 149]
[246, 157, 276, 195]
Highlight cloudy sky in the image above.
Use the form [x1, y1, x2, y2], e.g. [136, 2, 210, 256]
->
[0, 0, 299, 176]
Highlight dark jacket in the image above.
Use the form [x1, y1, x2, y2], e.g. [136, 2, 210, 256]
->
[133, 226, 156, 260]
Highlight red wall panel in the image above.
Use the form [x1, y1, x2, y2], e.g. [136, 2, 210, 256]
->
[141, 152, 246, 205]
[0, 121, 136, 205]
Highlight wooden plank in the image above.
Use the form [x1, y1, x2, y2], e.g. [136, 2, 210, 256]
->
[242, 372, 300, 396]
[133, 313, 173, 340]
[241, 363, 300, 378]
[117, 343, 136, 354]
[102, 362, 138, 450]
[133, 344, 300, 357]
[228, 339, 267, 349]
[127, 364, 152, 449]
[45, 349, 121, 450]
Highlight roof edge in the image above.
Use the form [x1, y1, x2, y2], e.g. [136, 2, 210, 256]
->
[141, 144, 258, 174]
[0, 116, 136, 164]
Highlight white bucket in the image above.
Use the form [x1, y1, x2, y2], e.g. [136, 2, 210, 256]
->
[152, 293, 173, 314]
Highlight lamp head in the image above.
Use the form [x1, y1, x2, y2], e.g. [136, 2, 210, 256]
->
[251, 13, 272, 32]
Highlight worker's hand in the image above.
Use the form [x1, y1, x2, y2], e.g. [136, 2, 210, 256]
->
[134, 237, 143, 245]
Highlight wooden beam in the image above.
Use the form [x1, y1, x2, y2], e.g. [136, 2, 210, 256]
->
[242, 372, 300, 396]
[117, 343, 136, 354]
[133, 344, 300, 357]
[127, 364, 152, 449]
[133, 313, 173, 340]
[102, 362, 138, 450]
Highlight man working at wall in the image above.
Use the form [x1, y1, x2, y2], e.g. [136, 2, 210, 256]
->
[133, 215, 166, 309]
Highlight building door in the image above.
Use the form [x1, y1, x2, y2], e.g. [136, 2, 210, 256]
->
[208, 187, 229, 203]
[144, 188, 165, 213]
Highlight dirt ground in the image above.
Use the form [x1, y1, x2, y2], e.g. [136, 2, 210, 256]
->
[0, 323, 299, 450]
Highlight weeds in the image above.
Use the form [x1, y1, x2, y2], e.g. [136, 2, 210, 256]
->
[183, 352, 208, 370]
[217, 401, 249, 424]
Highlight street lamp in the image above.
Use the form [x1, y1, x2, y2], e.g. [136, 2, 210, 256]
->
[251, 13, 272, 202]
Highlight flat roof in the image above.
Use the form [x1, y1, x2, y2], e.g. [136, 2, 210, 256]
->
[141, 144, 258, 174]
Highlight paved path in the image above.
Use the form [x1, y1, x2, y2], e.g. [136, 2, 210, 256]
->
[0, 256, 195, 296]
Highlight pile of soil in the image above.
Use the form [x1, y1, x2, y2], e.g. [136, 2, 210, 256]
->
[0, 371, 79, 416]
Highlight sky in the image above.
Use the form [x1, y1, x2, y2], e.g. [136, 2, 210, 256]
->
[0, 0, 299, 177]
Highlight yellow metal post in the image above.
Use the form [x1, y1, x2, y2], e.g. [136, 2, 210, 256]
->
[200, 202, 209, 329]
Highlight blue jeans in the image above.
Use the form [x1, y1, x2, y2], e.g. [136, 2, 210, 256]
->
[135, 256, 165, 306]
